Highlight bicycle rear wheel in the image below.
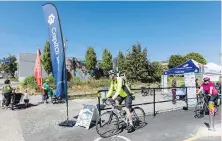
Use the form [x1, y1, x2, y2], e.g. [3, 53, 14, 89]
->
[96, 111, 119, 138]
[195, 101, 205, 118]
[131, 107, 146, 129]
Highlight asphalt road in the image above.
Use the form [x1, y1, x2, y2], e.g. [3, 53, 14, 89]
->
[21, 107, 221, 141]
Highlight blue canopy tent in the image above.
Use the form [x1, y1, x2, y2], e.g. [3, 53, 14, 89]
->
[161, 59, 202, 102]
[163, 59, 200, 75]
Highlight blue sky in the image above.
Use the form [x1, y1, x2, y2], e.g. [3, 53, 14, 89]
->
[0, 1, 221, 63]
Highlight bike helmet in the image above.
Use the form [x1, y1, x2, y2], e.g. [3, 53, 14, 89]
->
[108, 70, 116, 75]
[203, 77, 210, 82]
[4, 79, 10, 84]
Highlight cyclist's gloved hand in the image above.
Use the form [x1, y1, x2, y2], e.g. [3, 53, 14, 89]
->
[102, 98, 107, 104]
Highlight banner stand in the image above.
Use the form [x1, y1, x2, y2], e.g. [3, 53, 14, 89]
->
[58, 100, 76, 127]
[42, 3, 76, 127]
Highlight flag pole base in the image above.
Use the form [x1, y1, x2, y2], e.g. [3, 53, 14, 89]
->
[58, 120, 76, 127]
[183, 106, 188, 110]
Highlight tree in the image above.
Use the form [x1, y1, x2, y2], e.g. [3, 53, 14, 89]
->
[85, 47, 97, 70]
[117, 51, 126, 72]
[124, 43, 150, 82]
[1, 55, 17, 78]
[168, 55, 186, 69]
[42, 41, 52, 75]
[150, 61, 164, 82]
[101, 49, 113, 74]
[184, 52, 207, 64]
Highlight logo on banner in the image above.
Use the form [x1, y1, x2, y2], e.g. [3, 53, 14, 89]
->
[183, 64, 189, 68]
[48, 14, 55, 25]
[47, 13, 60, 71]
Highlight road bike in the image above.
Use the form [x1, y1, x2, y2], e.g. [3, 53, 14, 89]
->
[96, 96, 146, 138]
[195, 94, 219, 118]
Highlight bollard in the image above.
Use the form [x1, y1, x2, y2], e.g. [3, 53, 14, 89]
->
[153, 88, 156, 116]
[208, 101, 215, 131]
[97, 93, 101, 127]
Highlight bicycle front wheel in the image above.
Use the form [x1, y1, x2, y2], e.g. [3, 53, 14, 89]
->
[96, 111, 119, 138]
[195, 101, 205, 118]
[131, 107, 146, 129]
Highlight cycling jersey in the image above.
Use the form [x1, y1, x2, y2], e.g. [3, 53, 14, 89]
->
[106, 77, 132, 99]
[201, 82, 218, 95]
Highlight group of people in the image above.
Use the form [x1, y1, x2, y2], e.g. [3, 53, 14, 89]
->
[0, 79, 29, 109]
[42, 79, 58, 104]
[0, 78, 56, 109]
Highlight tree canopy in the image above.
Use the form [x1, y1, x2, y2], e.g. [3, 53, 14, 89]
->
[101, 49, 113, 74]
[168, 55, 186, 69]
[184, 52, 207, 64]
[85, 47, 97, 70]
[42, 41, 52, 75]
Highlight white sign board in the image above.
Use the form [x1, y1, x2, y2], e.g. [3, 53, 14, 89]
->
[161, 75, 168, 94]
[184, 72, 196, 105]
[75, 104, 99, 129]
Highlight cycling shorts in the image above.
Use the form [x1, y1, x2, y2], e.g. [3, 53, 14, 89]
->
[208, 95, 218, 102]
[115, 95, 132, 109]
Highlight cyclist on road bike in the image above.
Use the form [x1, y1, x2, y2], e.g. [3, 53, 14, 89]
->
[104, 70, 134, 130]
[196, 77, 218, 105]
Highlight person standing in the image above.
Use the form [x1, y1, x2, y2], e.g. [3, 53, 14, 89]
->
[2, 79, 13, 108]
[42, 79, 50, 105]
[171, 79, 177, 104]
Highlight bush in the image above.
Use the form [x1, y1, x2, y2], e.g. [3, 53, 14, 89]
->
[21, 75, 111, 94]
[21, 76, 41, 92]
[21, 75, 56, 92]
[71, 76, 110, 88]
[71, 76, 83, 86]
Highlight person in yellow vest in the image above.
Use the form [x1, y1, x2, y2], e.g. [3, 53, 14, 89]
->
[105, 70, 134, 130]
[2, 79, 13, 108]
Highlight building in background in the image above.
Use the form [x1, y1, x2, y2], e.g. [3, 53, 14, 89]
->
[18, 53, 47, 82]
[18, 52, 107, 81]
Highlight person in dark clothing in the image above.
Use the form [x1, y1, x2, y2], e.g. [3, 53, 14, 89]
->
[215, 82, 221, 94]
[195, 79, 200, 89]
[171, 80, 177, 104]
[2, 79, 13, 108]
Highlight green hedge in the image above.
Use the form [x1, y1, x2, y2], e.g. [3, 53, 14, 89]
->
[71, 76, 110, 88]
[21, 75, 55, 92]
[21, 75, 110, 92]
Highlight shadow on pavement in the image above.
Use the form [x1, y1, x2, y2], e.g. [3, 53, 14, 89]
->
[204, 122, 210, 128]
[14, 103, 38, 110]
